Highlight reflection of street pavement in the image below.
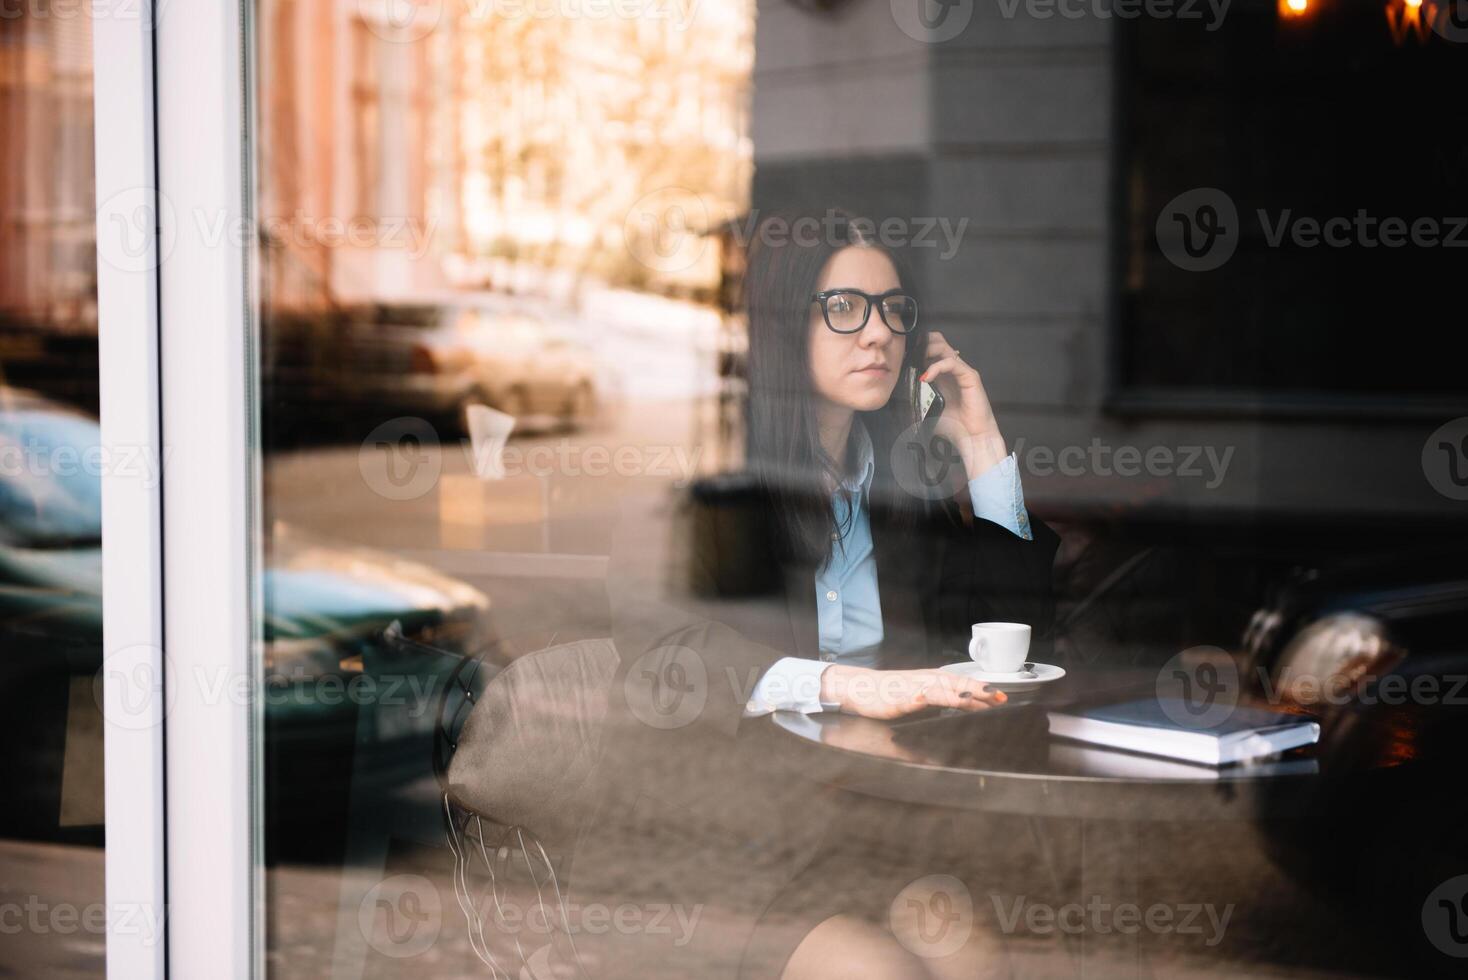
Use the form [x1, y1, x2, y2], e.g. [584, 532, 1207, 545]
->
[0, 840, 106, 978]
[0, 821, 1392, 977]
[253, 805, 1392, 979]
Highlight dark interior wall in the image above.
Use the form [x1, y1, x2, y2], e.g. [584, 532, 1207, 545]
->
[750, 153, 934, 298]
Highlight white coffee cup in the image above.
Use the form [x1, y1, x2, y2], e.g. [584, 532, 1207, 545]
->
[967, 622, 1031, 673]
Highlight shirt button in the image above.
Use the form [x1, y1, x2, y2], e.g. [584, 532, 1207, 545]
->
[821, 652, 836, 662]
[831, 532, 839, 541]
[825, 590, 838, 602]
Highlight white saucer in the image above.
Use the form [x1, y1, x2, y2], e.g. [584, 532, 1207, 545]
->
[938, 661, 1066, 691]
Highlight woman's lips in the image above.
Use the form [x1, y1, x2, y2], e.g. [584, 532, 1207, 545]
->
[853, 365, 890, 375]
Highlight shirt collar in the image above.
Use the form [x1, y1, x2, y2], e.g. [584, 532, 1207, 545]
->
[837, 420, 876, 495]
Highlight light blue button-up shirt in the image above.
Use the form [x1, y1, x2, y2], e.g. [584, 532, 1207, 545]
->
[745, 422, 1032, 715]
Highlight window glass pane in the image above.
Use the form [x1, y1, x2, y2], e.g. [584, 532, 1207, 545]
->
[0, 7, 105, 976]
[253, 1, 1468, 978]
[257, 3, 751, 975]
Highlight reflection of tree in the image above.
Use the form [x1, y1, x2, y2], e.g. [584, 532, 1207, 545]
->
[256, 0, 753, 311]
[446, 0, 753, 291]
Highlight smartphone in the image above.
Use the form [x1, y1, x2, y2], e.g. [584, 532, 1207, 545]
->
[918, 381, 945, 444]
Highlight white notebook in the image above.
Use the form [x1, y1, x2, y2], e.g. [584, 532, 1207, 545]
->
[1047, 699, 1320, 766]
[1048, 742, 1320, 780]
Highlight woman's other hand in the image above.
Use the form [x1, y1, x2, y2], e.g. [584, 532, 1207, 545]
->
[819, 664, 1006, 719]
[920, 330, 1009, 476]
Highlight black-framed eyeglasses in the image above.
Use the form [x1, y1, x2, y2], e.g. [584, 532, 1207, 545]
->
[810, 288, 919, 335]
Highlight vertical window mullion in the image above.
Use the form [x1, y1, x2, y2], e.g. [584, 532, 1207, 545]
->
[155, 0, 262, 976]
[93, 5, 166, 978]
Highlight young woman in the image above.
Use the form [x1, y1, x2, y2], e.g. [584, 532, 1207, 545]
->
[577, 210, 1058, 980]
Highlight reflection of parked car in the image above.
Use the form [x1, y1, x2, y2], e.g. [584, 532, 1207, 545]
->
[430, 305, 598, 430]
[263, 300, 598, 436]
[0, 390, 493, 858]
[1242, 547, 1468, 977]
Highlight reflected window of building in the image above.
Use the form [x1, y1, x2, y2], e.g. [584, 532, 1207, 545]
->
[1117, 2, 1468, 409]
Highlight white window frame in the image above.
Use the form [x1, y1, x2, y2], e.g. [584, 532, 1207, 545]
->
[154, 0, 263, 977]
[93, 6, 167, 978]
[97, 0, 262, 977]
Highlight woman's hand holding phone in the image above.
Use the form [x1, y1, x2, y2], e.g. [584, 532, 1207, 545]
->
[819, 664, 1006, 719]
[919, 330, 1009, 477]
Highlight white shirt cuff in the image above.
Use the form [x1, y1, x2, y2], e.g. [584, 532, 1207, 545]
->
[967, 452, 1032, 540]
[743, 657, 833, 717]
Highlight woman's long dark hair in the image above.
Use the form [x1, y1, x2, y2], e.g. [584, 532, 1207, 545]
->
[743, 209, 930, 565]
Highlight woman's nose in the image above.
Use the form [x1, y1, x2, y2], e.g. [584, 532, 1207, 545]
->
[857, 314, 891, 348]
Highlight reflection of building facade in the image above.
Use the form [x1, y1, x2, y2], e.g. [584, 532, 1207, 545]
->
[259, 0, 754, 312]
[0, 12, 95, 334]
[259, 0, 439, 311]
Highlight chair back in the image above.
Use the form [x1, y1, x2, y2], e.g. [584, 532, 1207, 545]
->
[445, 637, 618, 844]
